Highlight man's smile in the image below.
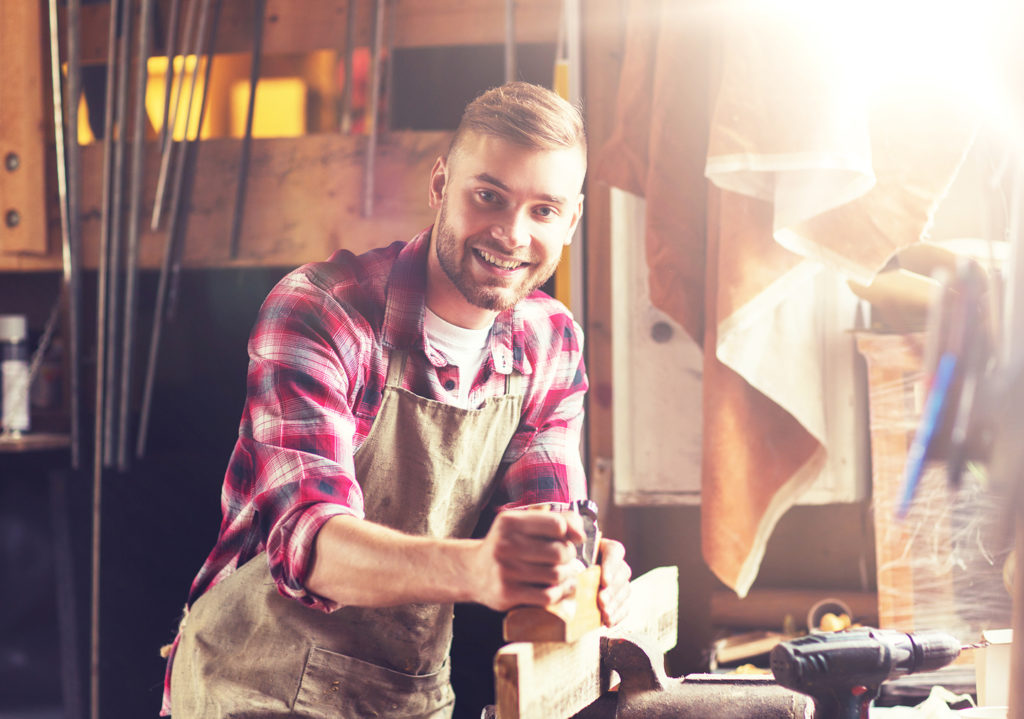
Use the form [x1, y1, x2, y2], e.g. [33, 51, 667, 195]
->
[474, 247, 529, 272]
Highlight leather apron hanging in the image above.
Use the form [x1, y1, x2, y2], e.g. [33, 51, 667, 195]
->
[171, 350, 524, 718]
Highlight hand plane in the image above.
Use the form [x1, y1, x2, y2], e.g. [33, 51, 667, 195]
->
[502, 499, 603, 643]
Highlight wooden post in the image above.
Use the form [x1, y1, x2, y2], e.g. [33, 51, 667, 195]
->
[0, 0, 50, 257]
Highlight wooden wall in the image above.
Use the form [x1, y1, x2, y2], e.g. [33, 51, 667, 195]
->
[0, 0, 566, 272]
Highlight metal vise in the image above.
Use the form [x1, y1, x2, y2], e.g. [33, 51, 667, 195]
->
[568, 633, 814, 719]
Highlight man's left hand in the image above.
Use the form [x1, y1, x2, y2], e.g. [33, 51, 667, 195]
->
[596, 539, 631, 627]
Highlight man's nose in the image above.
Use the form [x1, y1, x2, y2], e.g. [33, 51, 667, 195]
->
[490, 210, 531, 249]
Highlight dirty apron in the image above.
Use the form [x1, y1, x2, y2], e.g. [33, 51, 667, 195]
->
[171, 349, 523, 718]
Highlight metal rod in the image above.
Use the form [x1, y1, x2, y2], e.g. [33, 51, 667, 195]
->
[90, 4, 120, 704]
[504, 0, 516, 83]
[339, 0, 357, 134]
[151, 0, 201, 230]
[164, 0, 218, 323]
[46, 0, 71, 291]
[64, 0, 84, 473]
[362, 0, 385, 218]
[118, 0, 155, 470]
[103, 0, 134, 466]
[95, 0, 122, 477]
[227, 0, 267, 259]
[157, 0, 183, 149]
[137, 0, 223, 459]
[159, 0, 212, 243]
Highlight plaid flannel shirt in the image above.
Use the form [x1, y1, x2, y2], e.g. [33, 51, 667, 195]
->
[161, 228, 588, 714]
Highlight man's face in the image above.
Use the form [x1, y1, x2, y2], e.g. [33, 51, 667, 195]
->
[426, 132, 585, 328]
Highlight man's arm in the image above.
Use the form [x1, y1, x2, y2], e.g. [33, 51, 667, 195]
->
[306, 510, 587, 611]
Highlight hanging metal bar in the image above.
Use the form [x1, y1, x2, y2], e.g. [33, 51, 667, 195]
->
[46, 0, 70, 302]
[151, 0, 201, 230]
[95, 0, 122, 477]
[504, 0, 516, 83]
[137, 0, 224, 459]
[103, 0, 134, 466]
[62, 0, 84, 472]
[157, 0, 183, 149]
[339, 0, 357, 134]
[362, 0, 385, 217]
[118, 0, 156, 471]
[227, 0, 267, 259]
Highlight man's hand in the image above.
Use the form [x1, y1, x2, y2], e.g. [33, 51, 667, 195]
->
[468, 510, 585, 612]
[596, 538, 631, 627]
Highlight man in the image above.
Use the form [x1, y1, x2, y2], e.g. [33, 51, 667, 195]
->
[163, 81, 631, 718]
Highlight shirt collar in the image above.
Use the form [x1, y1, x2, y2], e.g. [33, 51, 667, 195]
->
[380, 227, 532, 376]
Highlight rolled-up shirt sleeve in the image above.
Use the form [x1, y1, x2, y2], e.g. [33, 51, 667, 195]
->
[236, 273, 371, 610]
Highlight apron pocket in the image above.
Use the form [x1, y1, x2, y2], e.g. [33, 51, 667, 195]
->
[293, 646, 455, 719]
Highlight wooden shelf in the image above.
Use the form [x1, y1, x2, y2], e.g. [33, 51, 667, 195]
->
[0, 432, 71, 453]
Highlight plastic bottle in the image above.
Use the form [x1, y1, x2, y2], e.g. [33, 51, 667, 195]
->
[0, 314, 31, 436]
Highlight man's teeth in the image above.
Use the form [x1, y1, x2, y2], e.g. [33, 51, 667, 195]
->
[478, 249, 523, 270]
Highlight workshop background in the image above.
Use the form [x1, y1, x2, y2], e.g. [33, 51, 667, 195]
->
[1, 0, 1021, 718]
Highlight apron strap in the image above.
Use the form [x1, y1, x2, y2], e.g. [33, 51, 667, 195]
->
[385, 349, 408, 389]
[504, 369, 522, 396]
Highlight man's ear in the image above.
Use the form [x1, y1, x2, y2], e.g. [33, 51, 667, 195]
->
[565, 194, 585, 245]
[428, 156, 448, 209]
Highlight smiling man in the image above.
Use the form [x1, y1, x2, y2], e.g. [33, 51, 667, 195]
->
[162, 82, 631, 719]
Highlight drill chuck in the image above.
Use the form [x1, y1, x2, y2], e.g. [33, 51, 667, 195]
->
[901, 630, 964, 673]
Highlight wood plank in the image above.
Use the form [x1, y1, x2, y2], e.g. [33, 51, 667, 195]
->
[75, 0, 561, 64]
[621, 565, 679, 655]
[74, 131, 444, 270]
[1, 131, 445, 271]
[390, 0, 559, 49]
[494, 565, 679, 719]
[495, 633, 602, 719]
[0, 0, 51, 258]
[580, 0, 626, 500]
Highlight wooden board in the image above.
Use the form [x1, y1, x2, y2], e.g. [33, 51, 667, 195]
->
[0, 0, 50, 258]
[1, 131, 446, 271]
[495, 565, 679, 719]
[74, 0, 561, 64]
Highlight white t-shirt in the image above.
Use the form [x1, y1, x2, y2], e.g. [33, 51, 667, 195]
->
[423, 308, 492, 409]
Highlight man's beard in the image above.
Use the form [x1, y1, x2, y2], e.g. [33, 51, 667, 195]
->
[434, 197, 559, 312]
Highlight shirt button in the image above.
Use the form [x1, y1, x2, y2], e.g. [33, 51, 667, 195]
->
[444, 379, 456, 391]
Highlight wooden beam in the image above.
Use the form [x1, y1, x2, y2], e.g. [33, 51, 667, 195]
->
[75, 0, 561, 65]
[495, 565, 679, 719]
[0, 0, 51, 257]
[0, 131, 446, 271]
[581, 0, 627, 514]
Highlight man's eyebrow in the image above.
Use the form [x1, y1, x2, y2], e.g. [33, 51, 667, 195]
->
[473, 173, 568, 205]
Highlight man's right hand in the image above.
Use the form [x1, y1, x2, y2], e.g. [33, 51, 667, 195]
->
[468, 509, 586, 612]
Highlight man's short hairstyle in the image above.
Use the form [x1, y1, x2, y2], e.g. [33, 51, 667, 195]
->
[448, 81, 587, 162]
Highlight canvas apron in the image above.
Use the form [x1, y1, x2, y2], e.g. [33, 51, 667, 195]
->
[171, 350, 523, 718]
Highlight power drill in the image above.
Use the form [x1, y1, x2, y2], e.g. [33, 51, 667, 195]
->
[769, 628, 963, 719]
